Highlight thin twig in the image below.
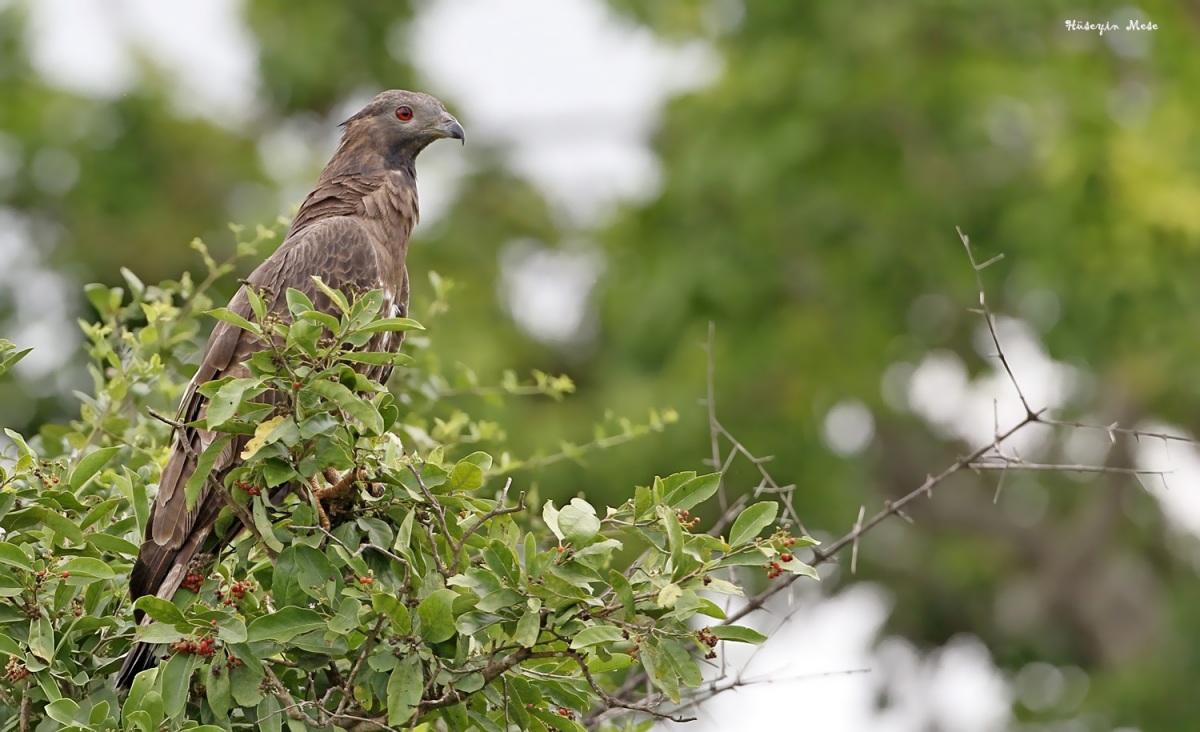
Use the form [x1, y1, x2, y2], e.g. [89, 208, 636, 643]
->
[452, 478, 525, 574]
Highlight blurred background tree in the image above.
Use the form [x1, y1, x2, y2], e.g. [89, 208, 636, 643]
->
[1, 0, 1198, 728]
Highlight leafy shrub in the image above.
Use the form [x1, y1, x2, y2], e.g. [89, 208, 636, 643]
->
[0, 227, 814, 731]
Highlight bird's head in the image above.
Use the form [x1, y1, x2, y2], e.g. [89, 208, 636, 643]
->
[338, 90, 465, 168]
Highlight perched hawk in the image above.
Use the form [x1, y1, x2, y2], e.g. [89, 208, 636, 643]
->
[117, 90, 465, 687]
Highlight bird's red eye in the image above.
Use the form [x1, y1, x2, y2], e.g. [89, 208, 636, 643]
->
[396, 106, 413, 121]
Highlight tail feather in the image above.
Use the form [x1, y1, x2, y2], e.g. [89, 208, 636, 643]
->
[115, 635, 159, 688]
[118, 521, 214, 689]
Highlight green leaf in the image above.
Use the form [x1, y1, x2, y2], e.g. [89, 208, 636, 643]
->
[0, 347, 31, 377]
[728, 501, 778, 547]
[262, 458, 297, 488]
[387, 655, 424, 726]
[458, 451, 494, 471]
[782, 557, 820, 579]
[45, 698, 80, 725]
[133, 597, 186, 624]
[357, 317, 425, 333]
[299, 309, 342, 332]
[701, 577, 743, 596]
[159, 651, 199, 720]
[229, 656, 264, 706]
[661, 637, 702, 688]
[557, 499, 600, 545]
[714, 546, 770, 568]
[3, 429, 34, 462]
[29, 616, 54, 661]
[339, 350, 414, 367]
[217, 616, 248, 644]
[640, 641, 679, 704]
[245, 286, 267, 322]
[608, 570, 635, 621]
[205, 378, 262, 428]
[28, 507, 84, 544]
[327, 597, 362, 635]
[0, 543, 32, 571]
[285, 288, 316, 318]
[417, 588, 457, 643]
[88, 700, 110, 726]
[252, 496, 285, 553]
[529, 708, 589, 732]
[514, 606, 540, 647]
[656, 583, 683, 608]
[68, 446, 121, 489]
[373, 592, 411, 630]
[247, 607, 325, 643]
[665, 472, 721, 511]
[661, 506, 684, 577]
[449, 460, 484, 492]
[697, 598, 728, 619]
[308, 379, 384, 435]
[476, 589, 523, 613]
[273, 545, 337, 606]
[86, 532, 139, 557]
[257, 696, 282, 732]
[57, 557, 115, 580]
[711, 625, 768, 644]
[309, 276, 350, 313]
[122, 667, 158, 724]
[206, 307, 261, 335]
[136, 623, 186, 644]
[570, 625, 624, 649]
[184, 435, 232, 511]
[358, 517, 394, 548]
[206, 660, 231, 720]
[542, 501, 563, 542]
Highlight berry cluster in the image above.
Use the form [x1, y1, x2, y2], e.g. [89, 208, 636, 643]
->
[211, 654, 244, 676]
[764, 531, 801, 578]
[180, 572, 205, 593]
[556, 708, 575, 719]
[171, 636, 218, 657]
[778, 533, 798, 548]
[4, 657, 29, 682]
[624, 632, 644, 660]
[358, 576, 374, 586]
[674, 509, 701, 530]
[697, 627, 719, 659]
[233, 480, 262, 497]
[214, 579, 252, 606]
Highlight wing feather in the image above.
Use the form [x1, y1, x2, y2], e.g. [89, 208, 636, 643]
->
[129, 218, 401, 606]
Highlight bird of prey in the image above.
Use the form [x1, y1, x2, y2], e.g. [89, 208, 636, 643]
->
[116, 90, 465, 687]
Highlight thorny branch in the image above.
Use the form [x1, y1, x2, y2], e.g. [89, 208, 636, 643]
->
[594, 229, 1188, 726]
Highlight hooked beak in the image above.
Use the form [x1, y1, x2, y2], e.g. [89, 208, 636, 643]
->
[437, 114, 465, 145]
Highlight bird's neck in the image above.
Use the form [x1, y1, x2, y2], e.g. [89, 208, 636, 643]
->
[290, 157, 419, 245]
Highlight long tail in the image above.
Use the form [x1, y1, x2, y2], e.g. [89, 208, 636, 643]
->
[116, 633, 160, 688]
[117, 521, 214, 689]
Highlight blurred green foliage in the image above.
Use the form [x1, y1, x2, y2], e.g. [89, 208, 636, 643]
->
[2, 0, 1199, 728]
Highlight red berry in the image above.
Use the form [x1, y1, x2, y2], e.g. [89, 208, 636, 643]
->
[61, 571, 69, 579]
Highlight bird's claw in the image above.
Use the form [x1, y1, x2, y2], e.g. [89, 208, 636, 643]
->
[308, 468, 370, 530]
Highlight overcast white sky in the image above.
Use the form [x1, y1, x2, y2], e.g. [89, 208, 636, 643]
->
[10, 1, 1190, 729]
